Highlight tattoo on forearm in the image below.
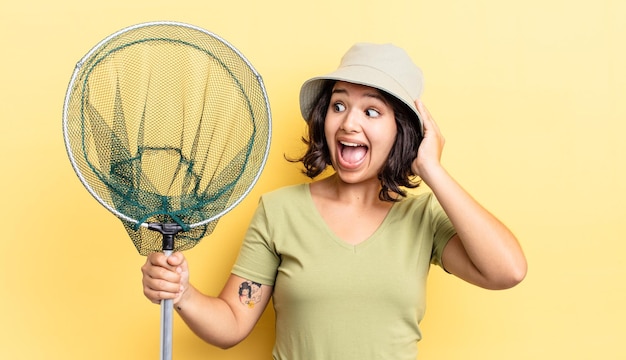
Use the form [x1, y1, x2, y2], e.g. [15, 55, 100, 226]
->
[238, 280, 262, 309]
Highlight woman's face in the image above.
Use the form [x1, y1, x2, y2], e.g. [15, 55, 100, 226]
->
[324, 81, 397, 183]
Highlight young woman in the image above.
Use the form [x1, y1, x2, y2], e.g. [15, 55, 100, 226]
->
[141, 43, 527, 359]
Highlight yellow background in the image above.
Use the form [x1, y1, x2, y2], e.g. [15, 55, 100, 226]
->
[2, 0, 624, 359]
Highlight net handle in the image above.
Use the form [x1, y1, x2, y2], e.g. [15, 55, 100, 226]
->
[148, 223, 181, 360]
[161, 250, 174, 360]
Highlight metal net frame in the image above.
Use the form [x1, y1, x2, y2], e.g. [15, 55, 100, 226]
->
[63, 21, 271, 255]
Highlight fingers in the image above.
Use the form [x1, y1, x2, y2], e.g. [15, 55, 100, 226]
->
[416, 99, 429, 119]
[144, 286, 180, 304]
[415, 100, 441, 135]
[411, 100, 446, 178]
[141, 252, 185, 304]
[166, 252, 186, 267]
[144, 251, 185, 271]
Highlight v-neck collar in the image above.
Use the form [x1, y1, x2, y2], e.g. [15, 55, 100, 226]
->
[303, 183, 398, 253]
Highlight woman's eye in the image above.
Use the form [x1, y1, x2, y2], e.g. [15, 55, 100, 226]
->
[333, 103, 346, 112]
[365, 108, 380, 117]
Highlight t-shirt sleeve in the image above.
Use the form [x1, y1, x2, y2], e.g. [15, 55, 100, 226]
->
[428, 194, 457, 269]
[231, 197, 280, 286]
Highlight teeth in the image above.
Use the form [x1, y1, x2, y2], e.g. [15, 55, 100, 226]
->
[340, 141, 363, 147]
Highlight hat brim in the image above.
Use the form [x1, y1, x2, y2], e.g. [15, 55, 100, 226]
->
[299, 65, 423, 134]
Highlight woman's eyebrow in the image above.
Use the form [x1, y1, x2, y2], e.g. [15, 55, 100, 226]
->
[331, 88, 348, 96]
[331, 87, 386, 102]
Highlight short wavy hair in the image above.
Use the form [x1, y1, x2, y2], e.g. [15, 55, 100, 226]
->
[292, 80, 423, 202]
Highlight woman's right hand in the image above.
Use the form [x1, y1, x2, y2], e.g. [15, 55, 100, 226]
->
[141, 251, 189, 304]
[141, 254, 274, 348]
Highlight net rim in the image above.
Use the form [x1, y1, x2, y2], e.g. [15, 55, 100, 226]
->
[62, 20, 272, 230]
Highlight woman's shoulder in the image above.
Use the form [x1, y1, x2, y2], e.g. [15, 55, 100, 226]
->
[260, 183, 310, 204]
[393, 190, 439, 214]
[254, 183, 312, 220]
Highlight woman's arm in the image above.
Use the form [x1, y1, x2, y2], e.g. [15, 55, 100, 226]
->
[413, 101, 527, 290]
[142, 252, 272, 348]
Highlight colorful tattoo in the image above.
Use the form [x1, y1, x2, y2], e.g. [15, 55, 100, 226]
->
[238, 280, 262, 309]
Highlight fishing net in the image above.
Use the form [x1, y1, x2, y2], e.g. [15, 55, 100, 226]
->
[62, 21, 271, 359]
[63, 21, 271, 255]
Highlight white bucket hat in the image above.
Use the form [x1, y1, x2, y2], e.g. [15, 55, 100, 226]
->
[299, 43, 424, 133]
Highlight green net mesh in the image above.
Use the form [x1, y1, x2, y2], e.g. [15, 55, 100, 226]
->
[63, 22, 271, 255]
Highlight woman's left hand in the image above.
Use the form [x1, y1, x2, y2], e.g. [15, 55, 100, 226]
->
[411, 100, 445, 180]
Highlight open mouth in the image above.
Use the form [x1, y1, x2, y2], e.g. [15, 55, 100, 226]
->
[339, 141, 368, 165]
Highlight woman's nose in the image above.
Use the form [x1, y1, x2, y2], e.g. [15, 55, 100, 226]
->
[340, 109, 361, 133]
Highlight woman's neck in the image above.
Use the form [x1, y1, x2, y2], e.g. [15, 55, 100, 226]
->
[311, 174, 389, 206]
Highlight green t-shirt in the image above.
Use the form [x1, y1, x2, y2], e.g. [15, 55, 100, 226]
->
[232, 183, 456, 360]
